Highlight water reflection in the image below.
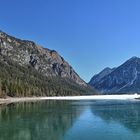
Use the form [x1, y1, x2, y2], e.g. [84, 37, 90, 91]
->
[0, 101, 82, 140]
[91, 101, 140, 133]
[1, 100, 140, 140]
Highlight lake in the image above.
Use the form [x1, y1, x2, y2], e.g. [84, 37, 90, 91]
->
[0, 100, 140, 140]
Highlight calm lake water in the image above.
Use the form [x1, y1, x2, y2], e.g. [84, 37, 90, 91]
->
[0, 100, 140, 140]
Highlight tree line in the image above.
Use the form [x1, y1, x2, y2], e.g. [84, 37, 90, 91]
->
[0, 56, 93, 98]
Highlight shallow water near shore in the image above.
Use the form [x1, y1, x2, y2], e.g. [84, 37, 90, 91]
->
[0, 100, 140, 140]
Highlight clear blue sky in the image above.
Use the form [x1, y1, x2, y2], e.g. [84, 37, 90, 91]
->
[0, 0, 140, 82]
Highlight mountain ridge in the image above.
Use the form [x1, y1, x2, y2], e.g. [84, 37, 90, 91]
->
[0, 30, 95, 97]
[89, 67, 115, 87]
[89, 56, 140, 94]
[0, 30, 86, 86]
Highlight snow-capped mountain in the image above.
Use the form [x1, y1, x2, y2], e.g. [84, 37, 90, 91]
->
[89, 57, 140, 94]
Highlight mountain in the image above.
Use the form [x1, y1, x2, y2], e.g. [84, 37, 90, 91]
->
[89, 57, 140, 94]
[89, 67, 115, 87]
[0, 30, 94, 97]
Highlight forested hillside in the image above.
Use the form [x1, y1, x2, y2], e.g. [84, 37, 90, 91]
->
[0, 30, 96, 97]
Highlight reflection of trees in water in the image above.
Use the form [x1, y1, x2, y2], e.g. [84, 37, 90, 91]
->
[91, 102, 140, 133]
[0, 100, 82, 140]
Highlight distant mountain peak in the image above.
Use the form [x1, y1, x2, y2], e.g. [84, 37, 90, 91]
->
[127, 56, 140, 62]
[89, 56, 140, 94]
[130, 56, 139, 59]
[102, 67, 112, 71]
[89, 67, 115, 87]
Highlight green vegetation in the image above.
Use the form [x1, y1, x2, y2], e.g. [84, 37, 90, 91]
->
[0, 56, 94, 98]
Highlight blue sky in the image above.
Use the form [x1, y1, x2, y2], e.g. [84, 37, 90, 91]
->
[0, 0, 140, 82]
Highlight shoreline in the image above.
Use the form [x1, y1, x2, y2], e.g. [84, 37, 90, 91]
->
[0, 94, 140, 105]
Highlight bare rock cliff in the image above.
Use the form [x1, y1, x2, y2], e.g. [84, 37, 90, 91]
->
[0, 31, 86, 86]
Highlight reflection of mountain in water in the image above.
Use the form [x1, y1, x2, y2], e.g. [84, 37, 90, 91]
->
[91, 101, 140, 133]
[0, 101, 82, 140]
